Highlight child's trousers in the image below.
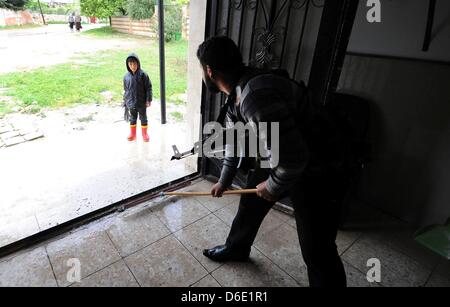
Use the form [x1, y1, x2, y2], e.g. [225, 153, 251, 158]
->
[129, 107, 148, 126]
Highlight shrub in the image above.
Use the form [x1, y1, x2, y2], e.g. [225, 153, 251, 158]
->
[164, 3, 182, 42]
[127, 0, 155, 20]
[150, 3, 182, 42]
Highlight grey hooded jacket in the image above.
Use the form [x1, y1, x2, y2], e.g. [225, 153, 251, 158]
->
[123, 53, 153, 109]
[218, 67, 310, 197]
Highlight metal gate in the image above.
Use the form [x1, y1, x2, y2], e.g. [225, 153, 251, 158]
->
[201, 0, 325, 180]
[206, 0, 325, 79]
[200, 0, 358, 183]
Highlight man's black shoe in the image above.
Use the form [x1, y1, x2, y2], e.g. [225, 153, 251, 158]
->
[203, 245, 249, 262]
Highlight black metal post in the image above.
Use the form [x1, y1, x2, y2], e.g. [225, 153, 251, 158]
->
[248, 0, 260, 64]
[293, 0, 311, 79]
[158, 0, 167, 124]
[269, 0, 278, 28]
[37, 0, 46, 25]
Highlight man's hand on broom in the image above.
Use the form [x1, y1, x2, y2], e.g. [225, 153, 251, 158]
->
[211, 182, 226, 198]
[211, 181, 276, 201]
[256, 180, 276, 202]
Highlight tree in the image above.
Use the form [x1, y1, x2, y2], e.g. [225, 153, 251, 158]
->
[163, 2, 182, 42]
[127, 0, 154, 20]
[25, 0, 47, 12]
[80, 0, 126, 19]
[127, 0, 188, 21]
[149, 0, 182, 42]
[175, 0, 188, 5]
[0, 0, 28, 10]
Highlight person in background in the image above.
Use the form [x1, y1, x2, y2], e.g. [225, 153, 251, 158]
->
[68, 12, 75, 32]
[75, 14, 82, 32]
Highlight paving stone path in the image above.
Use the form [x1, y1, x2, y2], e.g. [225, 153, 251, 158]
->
[0, 120, 44, 148]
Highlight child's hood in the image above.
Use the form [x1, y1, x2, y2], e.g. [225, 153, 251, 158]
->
[126, 53, 141, 73]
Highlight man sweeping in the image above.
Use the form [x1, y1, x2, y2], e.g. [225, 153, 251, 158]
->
[197, 36, 348, 287]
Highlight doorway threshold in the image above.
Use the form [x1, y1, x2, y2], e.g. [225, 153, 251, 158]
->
[0, 172, 201, 259]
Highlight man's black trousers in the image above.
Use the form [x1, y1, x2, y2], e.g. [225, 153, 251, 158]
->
[224, 168, 347, 287]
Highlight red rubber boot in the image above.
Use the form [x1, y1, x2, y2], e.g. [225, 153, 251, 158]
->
[142, 125, 150, 142]
[127, 125, 137, 141]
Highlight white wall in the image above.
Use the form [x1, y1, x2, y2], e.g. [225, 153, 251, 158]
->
[339, 0, 450, 226]
[348, 0, 450, 63]
[185, 0, 208, 170]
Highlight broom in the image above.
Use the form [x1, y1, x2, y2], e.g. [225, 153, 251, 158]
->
[160, 189, 257, 197]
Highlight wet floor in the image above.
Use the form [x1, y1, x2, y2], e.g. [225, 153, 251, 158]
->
[0, 179, 448, 287]
[0, 102, 196, 247]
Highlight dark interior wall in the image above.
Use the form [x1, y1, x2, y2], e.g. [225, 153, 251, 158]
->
[338, 0, 450, 227]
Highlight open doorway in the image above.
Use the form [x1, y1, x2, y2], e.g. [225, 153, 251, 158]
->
[0, 0, 207, 248]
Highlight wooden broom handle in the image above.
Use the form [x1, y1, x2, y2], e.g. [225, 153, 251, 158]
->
[163, 189, 257, 196]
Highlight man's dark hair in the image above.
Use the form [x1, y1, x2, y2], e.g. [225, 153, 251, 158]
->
[197, 36, 244, 75]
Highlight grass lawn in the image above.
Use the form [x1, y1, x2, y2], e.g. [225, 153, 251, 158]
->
[0, 28, 187, 116]
[46, 21, 90, 25]
[0, 101, 12, 116]
[82, 25, 130, 38]
[170, 111, 184, 122]
[0, 24, 42, 31]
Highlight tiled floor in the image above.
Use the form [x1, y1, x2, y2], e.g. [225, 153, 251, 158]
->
[0, 179, 448, 287]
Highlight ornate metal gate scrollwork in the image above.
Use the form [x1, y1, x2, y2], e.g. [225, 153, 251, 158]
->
[209, 0, 324, 78]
